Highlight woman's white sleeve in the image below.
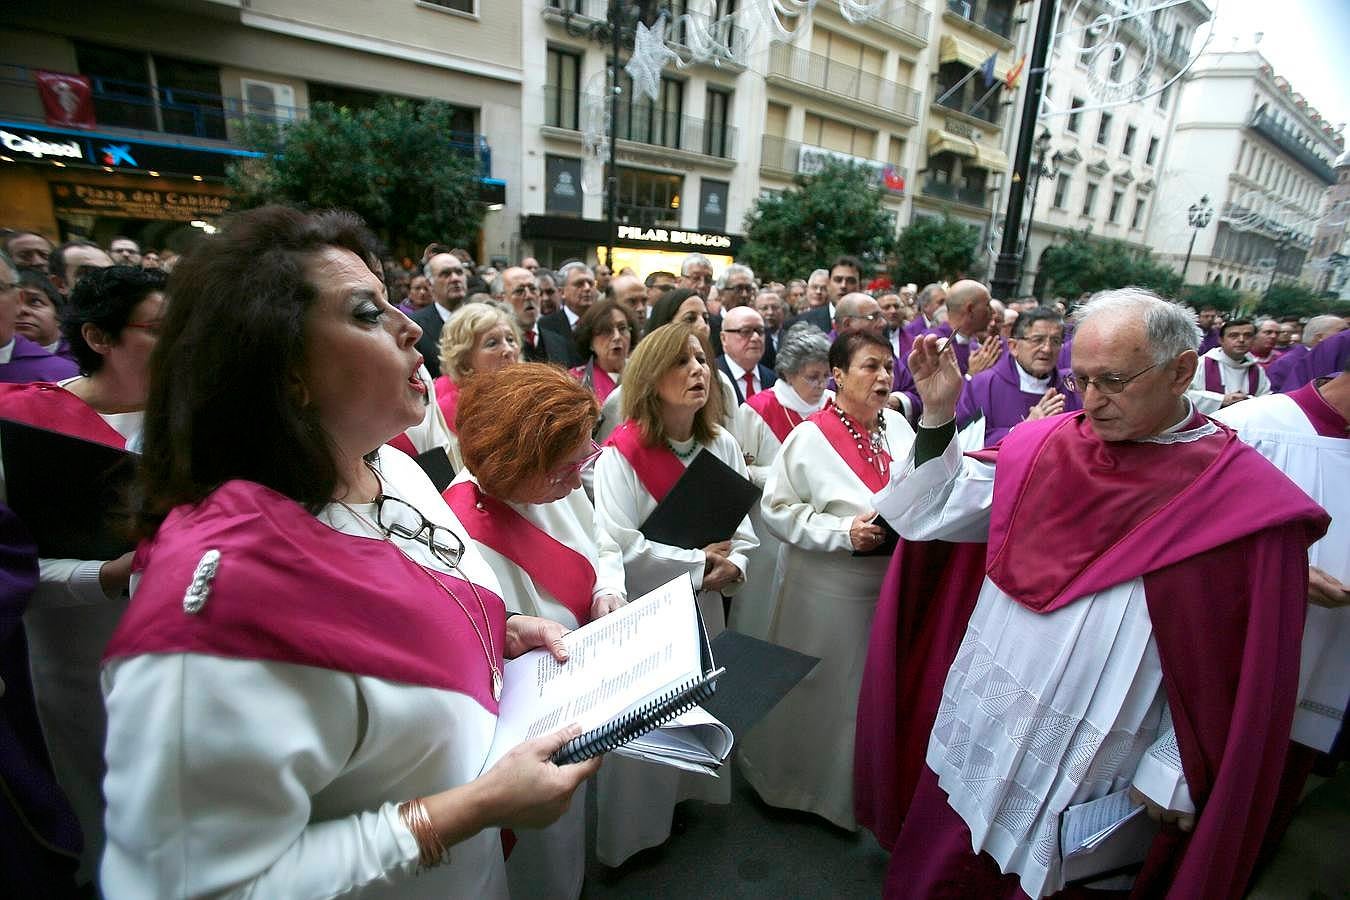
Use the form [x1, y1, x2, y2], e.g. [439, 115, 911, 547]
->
[101, 654, 421, 899]
[759, 431, 855, 554]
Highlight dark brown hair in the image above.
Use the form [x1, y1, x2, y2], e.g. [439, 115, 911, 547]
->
[574, 296, 639, 360]
[137, 205, 382, 531]
[456, 364, 598, 498]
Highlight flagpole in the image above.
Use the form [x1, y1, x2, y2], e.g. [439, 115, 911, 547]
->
[990, 0, 1056, 302]
[935, 64, 980, 107]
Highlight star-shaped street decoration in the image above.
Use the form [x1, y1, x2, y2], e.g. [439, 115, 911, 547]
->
[625, 16, 679, 103]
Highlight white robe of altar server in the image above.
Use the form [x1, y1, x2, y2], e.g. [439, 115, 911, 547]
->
[591, 427, 757, 865]
[872, 424, 1195, 898]
[0, 402, 142, 884]
[1216, 392, 1349, 752]
[101, 448, 509, 899]
[1187, 347, 1271, 414]
[738, 408, 914, 831]
[726, 382, 833, 639]
[450, 470, 625, 899]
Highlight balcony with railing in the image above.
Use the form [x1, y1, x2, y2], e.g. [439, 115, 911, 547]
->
[542, 2, 747, 67]
[931, 74, 1005, 128]
[868, 0, 933, 46]
[944, 0, 1015, 42]
[760, 135, 907, 194]
[767, 43, 921, 124]
[1249, 107, 1336, 184]
[922, 178, 988, 207]
[542, 86, 737, 160]
[0, 64, 492, 175]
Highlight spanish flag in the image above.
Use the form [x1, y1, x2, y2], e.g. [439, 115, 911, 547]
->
[1005, 55, 1027, 89]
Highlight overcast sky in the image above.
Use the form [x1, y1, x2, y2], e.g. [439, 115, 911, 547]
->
[1202, 0, 1350, 132]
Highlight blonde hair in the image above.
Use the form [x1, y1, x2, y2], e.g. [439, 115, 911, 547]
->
[438, 301, 521, 382]
[620, 322, 721, 446]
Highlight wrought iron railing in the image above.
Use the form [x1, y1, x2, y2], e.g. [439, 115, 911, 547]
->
[767, 43, 921, 120]
[543, 86, 737, 159]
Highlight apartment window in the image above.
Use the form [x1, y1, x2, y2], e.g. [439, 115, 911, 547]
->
[1122, 125, 1137, 157]
[1095, 112, 1112, 146]
[1081, 182, 1099, 216]
[422, 0, 474, 11]
[1053, 172, 1071, 209]
[1066, 97, 1084, 134]
[616, 74, 684, 149]
[545, 48, 581, 130]
[803, 112, 875, 157]
[75, 41, 226, 139]
[1131, 197, 1147, 229]
[1108, 189, 1124, 223]
[1145, 136, 1159, 166]
[704, 88, 731, 157]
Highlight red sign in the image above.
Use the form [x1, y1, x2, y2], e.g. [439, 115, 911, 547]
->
[882, 165, 906, 194]
[36, 71, 95, 129]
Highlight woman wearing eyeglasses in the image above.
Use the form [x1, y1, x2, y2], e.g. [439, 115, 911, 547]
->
[739, 331, 915, 833]
[727, 323, 834, 640]
[569, 297, 637, 407]
[591, 322, 758, 866]
[447, 364, 626, 899]
[0, 265, 166, 887]
[99, 207, 598, 899]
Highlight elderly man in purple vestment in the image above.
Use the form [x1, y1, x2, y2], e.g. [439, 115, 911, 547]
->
[1266, 314, 1348, 392]
[0, 252, 77, 384]
[954, 306, 1082, 447]
[920, 280, 1001, 376]
[854, 287, 1327, 899]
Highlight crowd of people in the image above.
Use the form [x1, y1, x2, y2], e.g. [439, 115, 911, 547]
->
[0, 209, 1345, 899]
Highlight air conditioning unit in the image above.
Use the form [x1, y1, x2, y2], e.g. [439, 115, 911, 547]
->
[240, 78, 297, 123]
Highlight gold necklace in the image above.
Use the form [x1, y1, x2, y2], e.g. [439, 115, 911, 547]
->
[338, 494, 504, 701]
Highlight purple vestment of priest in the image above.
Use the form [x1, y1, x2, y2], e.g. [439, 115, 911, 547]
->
[0, 335, 78, 384]
[954, 351, 1082, 446]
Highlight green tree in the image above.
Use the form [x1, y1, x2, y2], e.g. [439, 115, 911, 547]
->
[739, 159, 896, 281]
[1257, 282, 1337, 319]
[1182, 282, 1242, 312]
[1037, 231, 1182, 299]
[891, 213, 981, 287]
[227, 98, 485, 255]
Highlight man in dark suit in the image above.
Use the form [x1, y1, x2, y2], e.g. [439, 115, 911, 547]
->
[787, 255, 861, 333]
[716, 306, 777, 405]
[754, 289, 786, 371]
[538, 261, 595, 367]
[493, 266, 568, 365]
[410, 252, 468, 378]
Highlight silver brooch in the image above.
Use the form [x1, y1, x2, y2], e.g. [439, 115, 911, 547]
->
[182, 549, 221, 615]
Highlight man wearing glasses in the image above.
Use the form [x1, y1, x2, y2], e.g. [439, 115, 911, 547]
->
[859, 288, 1327, 900]
[954, 307, 1081, 447]
[717, 305, 775, 405]
[494, 266, 567, 365]
[717, 264, 757, 311]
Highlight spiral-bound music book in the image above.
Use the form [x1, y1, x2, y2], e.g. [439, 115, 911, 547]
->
[483, 573, 727, 770]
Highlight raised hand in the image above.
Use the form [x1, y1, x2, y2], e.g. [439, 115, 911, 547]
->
[908, 334, 965, 425]
[967, 336, 1003, 376]
[1026, 387, 1066, 421]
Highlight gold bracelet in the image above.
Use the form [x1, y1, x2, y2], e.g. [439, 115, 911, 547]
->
[398, 797, 448, 870]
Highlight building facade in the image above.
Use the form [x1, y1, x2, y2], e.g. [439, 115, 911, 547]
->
[1017, 0, 1210, 299]
[0, 0, 521, 260]
[1151, 47, 1342, 292]
[1310, 151, 1350, 299]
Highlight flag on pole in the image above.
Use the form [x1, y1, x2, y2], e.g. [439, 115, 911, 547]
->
[979, 53, 998, 87]
[1005, 55, 1027, 90]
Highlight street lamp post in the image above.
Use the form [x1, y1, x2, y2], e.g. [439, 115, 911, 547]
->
[1181, 195, 1213, 285]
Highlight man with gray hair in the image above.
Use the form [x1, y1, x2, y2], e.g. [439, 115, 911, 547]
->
[717, 305, 775, 404]
[718, 263, 756, 310]
[539, 261, 596, 367]
[1266, 314, 1349, 392]
[678, 253, 714, 301]
[858, 287, 1327, 899]
[409, 251, 468, 377]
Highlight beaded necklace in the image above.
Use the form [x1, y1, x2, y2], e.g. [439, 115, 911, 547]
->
[833, 403, 888, 473]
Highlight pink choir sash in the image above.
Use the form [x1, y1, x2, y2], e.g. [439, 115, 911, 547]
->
[570, 361, 618, 406]
[1204, 356, 1259, 395]
[386, 431, 418, 457]
[605, 419, 686, 502]
[433, 375, 460, 434]
[443, 480, 597, 625]
[106, 480, 507, 713]
[746, 390, 801, 444]
[1287, 380, 1348, 438]
[0, 381, 127, 449]
[808, 404, 891, 493]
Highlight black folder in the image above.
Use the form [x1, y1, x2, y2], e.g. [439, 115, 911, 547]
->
[704, 629, 819, 737]
[851, 514, 900, 558]
[0, 418, 137, 560]
[639, 449, 759, 549]
[413, 446, 455, 492]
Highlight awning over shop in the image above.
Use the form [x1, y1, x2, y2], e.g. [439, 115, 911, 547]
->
[938, 35, 1013, 82]
[927, 127, 977, 159]
[974, 144, 1009, 173]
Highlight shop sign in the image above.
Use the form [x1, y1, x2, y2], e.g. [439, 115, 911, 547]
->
[699, 179, 728, 232]
[1, 128, 83, 160]
[616, 225, 732, 249]
[545, 155, 583, 215]
[797, 144, 906, 195]
[50, 181, 232, 222]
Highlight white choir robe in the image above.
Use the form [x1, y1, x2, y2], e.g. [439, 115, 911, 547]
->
[726, 383, 834, 640]
[591, 427, 757, 866]
[872, 430, 1196, 898]
[738, 408, 914, 831]
[1216, 393, 1350, 751]
[1187, 347, 1271, 414]
[101, 447, 509, 899]
[449, 470, 626, 900]
[0, 401, 142, 885]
